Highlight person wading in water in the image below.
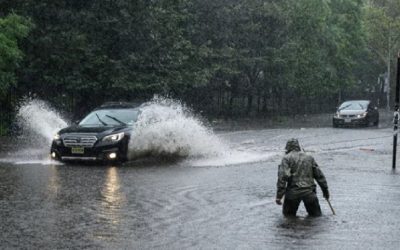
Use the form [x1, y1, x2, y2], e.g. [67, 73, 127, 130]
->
[275, 138, 329, 217]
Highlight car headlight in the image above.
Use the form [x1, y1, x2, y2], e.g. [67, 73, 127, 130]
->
[334, 112, 340, 118]
[102, 132, 124, 142]
[53, 133, 60, 140]
[357, 112, 367, 118]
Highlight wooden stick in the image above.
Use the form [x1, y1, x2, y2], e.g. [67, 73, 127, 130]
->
[326, 198, 336, 215]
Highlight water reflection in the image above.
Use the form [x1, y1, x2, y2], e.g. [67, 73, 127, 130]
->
[46, 165, 60, 198]
[97, 167, 125, 238]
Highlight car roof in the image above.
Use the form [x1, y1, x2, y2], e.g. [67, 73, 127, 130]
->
[95, 102, 141, 110]
[343, 99, 370, 102]
[341, 100, 370, 104]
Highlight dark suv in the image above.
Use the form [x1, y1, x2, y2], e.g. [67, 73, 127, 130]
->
[50, 102, 140, 163]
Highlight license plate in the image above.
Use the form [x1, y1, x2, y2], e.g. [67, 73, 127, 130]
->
[71, 147, 84, 154]
[344, 118, 351, 123]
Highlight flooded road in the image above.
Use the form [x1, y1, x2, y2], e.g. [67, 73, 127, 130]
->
[1, 127, 400, 249]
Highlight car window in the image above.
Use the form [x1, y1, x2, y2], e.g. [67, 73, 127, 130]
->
[339, 101, 369, 111]
[79, 109, 139, 126]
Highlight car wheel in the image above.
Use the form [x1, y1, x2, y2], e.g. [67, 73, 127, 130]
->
[333, 122, 338, 128]
[374, 119, 379, 127]
[365, 118, 372, 127]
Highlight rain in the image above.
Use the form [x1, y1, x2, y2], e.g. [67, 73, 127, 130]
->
[1, 1, 400, 249]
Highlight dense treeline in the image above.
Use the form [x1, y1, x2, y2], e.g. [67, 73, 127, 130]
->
[1, 0, 399, 133]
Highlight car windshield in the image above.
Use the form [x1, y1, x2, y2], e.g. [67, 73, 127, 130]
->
[79, 109, 139, 126]
[338, 101, 369, 111]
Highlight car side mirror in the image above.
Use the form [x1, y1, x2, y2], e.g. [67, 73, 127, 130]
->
[74, 120, 80, 125]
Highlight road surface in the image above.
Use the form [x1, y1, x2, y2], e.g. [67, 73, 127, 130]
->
[0, 126, 399, 249]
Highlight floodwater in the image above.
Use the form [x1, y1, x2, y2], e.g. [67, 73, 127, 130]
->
[1, 127, 400, 249]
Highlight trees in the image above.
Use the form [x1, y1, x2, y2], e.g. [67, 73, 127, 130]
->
[276, 0, 367, 109]
[0, 0, 386, 126]
[363, 0, 400, 109]
[3, 0, 205, 116]
[0, 14, 31, 134]
[0, 14, 31, 101]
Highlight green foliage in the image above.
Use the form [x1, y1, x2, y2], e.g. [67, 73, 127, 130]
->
[363, 0, 400, 71]
[278, 0, 366, 96]
[0, 0, 388, 118]
[0, 123, 8, 136]
[0, 14, 31, 99]
[363, 0, 400, 107]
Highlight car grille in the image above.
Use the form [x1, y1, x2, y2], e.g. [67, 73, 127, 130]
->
[63, 134, 97, 148]
[341, 115, 356, 118]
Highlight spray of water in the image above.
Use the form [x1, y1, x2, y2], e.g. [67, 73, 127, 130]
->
[2, 97, 273, 166]
[1, 98, 70, 164]
[128, 97, 228, 159]
[17, 98, 68, 144]
[127, 97, 274, 166]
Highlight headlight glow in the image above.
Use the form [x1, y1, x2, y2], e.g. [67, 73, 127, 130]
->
[108, 152, 117, 159]
[53, 133, 60, 140]
[357, 112, 367, 118]
[102, 132, 124, 142]
[335, 112, 340, 118]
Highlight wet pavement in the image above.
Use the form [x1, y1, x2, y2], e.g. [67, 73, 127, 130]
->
[1, 127, 400, 249]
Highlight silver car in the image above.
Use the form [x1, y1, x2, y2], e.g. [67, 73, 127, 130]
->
[332, 100, 379, 127]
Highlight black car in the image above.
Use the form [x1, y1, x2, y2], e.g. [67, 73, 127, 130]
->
[50, 102, 140, 163]
[332, 100, 379, 127]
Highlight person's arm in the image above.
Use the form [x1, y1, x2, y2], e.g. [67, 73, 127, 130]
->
[312, 158, 330, 199]
[276, 157, 290, 204]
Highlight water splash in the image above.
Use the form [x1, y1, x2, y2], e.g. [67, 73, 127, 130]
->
[1, 97, 274, 167]
[127, 97, 275, 166]
[2, 98, 69, 164]
[16, 98, 68, 144]
[184, 151, 276, 167]
[128, 97, 228, 159]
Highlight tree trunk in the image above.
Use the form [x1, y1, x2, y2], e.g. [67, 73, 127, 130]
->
[386, 28, 392, 111]
[262, 95, 267, 115]
[386, 50, 391, 111]
[247, 94, 253, 115]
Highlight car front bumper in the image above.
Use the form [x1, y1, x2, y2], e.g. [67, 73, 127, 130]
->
[333, 116, 368, 127]
[50, 140, 128, 162]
